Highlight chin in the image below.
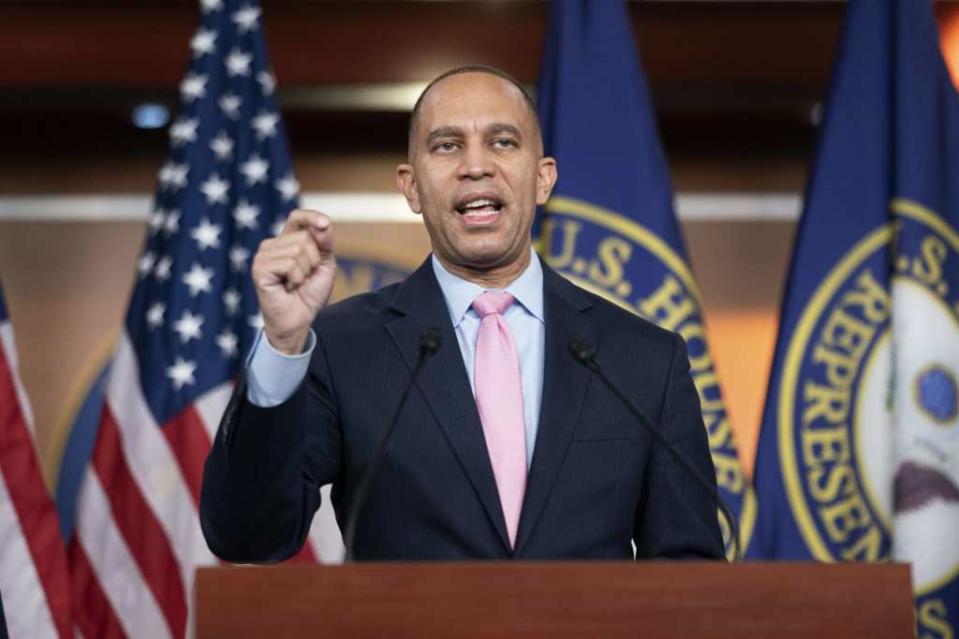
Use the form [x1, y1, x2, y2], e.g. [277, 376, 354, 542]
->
[463, 244, 527, 270]
[459, 251, 509, 269]
[451, 235, 502, 257]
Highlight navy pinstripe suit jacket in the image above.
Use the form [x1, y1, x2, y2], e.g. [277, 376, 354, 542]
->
[200, 258, 724, 561]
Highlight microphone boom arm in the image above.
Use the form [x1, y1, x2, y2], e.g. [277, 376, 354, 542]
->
[342, 327, 442, 562]
[569, 339, 741, 562]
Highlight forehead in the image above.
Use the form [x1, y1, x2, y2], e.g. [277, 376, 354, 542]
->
[415, 72, 535, 136]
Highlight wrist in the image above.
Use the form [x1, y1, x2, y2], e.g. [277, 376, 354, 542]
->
[264, 328, 311, 355]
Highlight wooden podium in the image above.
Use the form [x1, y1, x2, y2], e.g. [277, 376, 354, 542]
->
[195, 562, 914, 638]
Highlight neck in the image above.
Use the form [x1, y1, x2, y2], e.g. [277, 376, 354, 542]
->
[437, 250, 532, 289]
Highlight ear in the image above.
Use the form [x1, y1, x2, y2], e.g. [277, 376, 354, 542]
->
[395, 164, 422, 214]
[535, 157, 558, 206]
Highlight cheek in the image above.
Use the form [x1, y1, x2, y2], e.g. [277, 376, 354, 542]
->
[418, 173, 453, 207]
[514, 173, 541, 207]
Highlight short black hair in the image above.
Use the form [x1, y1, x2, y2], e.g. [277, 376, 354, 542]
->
[407, 65, 541, 151]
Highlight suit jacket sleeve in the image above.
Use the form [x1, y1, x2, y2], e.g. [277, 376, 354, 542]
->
[633, 333, 725, 559]
[200, 332, 341, 562]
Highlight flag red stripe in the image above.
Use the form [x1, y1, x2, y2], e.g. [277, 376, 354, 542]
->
[69, 537, 125, 639]
[0, 349, 73, 638]
[92, 405, 186, 638]
[162, 406, 212, 508]
[288, 539, 316, 562]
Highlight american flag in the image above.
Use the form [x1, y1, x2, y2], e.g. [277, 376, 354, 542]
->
[55, 1, 339, 636]
[0, 287, 73, 638]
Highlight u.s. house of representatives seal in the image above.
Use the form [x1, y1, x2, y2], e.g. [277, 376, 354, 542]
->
[777, 198, 958, 636]
[536, 195, 757, 556]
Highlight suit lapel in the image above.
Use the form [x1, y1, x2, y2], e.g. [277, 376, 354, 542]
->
[384, 259, 512, 551]
[514, 265, 595, 555]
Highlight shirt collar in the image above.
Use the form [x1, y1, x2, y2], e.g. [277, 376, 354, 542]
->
[431, 249, 545, 327]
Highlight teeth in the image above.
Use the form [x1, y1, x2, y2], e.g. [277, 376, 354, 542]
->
[463, 199, 496, 209]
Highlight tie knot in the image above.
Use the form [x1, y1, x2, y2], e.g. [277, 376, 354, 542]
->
[472, 291, 515, 317]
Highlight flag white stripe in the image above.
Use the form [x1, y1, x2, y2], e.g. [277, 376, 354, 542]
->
[192, 382, 233, 444]
[0, 472, 58, 639]
[309, 484, 345, 564]
[76, 471, 172, 639]
[107, 333, 218, 593]
[0, 321, 35, 434]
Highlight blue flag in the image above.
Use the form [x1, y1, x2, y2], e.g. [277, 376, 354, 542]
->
[749, 0, 959, 633]
[534, 0, 756, 557]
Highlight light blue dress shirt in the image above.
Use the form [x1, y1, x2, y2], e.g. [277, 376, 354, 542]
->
[247, 250, 547, 466]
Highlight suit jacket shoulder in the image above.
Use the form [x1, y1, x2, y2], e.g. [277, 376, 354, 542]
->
[542, 262, 681, 366]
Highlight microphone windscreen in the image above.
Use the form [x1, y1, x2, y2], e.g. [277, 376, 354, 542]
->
[420, 327, 442, 355]
[567, 337, 595, 364]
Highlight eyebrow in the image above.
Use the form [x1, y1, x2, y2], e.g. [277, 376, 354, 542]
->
[424, 122, 525, 148]
[425, 126, 464, 147]
[486, 123, 523, 140]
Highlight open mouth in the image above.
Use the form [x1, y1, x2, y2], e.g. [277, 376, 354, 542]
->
[455, 195, 504, 225]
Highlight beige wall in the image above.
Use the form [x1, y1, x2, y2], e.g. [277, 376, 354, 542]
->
[0, 215, 791, 487]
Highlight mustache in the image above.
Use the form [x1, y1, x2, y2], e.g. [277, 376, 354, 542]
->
[894, 461, 959, 513]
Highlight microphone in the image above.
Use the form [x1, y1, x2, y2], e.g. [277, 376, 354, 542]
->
[342, 327, 442, 562]
[568, 338, 741, 562]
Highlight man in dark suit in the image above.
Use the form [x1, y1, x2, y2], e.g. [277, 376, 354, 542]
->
[200, 66, 724, 562]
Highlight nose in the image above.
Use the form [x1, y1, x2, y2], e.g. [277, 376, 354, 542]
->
[457, 143, 495, 180]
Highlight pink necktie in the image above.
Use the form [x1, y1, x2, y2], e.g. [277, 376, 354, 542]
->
[472, 291, 527, 548]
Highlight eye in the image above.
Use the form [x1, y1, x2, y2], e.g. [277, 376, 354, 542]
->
[432, 141, 458, 153]
[492, 138, 517, 149]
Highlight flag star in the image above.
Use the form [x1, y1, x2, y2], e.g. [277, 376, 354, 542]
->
[173, 310, 204, 343]
[190, 217, 222, 251]
[190, 28, 217, 57]
[166, 356, 197, 390]
[169, 117, 199, 146]
[223, 288, 241, 316]
[210, 131, 234, 161]
[216, 330, 240, 358]
[200, 0, 223, 13]
[252, 111, 279, 140]
[232, 5, 261, 33]
[200, 174, 230, 205]
[162, 210, 180, 236]
[158, 162, 188, 190]
[138, 251, 155, 277]
[275, 174, 300, 201]
[271, 216, 286, 236]
[179, 73, 207, 102]
[229, 245, 250, 272]
[149, 208, 166, 232]
[233, 200, 260, 229]
[219, 93, 242, 119]
[225, 48, 253, 77]
[240, 154, 270, 186]
[182, 262, 215, 296]
[257, 71, 275, 95]
[248, 312, 265, 330]
[154, 255, 173, 281]
[146, 302, 165, 329]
